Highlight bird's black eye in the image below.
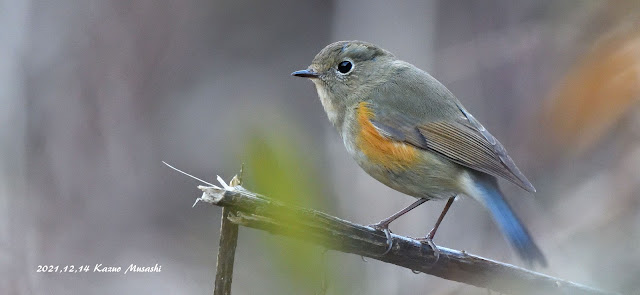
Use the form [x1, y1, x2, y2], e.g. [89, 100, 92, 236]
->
[337, 61, 353, 74]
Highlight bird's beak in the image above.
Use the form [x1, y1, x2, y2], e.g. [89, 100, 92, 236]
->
[291, 69, 319, 78]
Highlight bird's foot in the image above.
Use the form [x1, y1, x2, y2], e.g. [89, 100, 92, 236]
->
[368, 222, 393, 256]
[414, 236, 440, 263]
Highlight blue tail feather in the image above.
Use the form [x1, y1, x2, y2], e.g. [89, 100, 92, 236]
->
[472, 174, 547, 267]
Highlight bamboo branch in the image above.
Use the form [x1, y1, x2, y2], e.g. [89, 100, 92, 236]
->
[196, 176, 618, 295]
[213, 171, 243, 295]
[213, 207, 238, 295]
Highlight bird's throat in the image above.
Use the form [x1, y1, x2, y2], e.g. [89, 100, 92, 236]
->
[313, 81, 342, 128]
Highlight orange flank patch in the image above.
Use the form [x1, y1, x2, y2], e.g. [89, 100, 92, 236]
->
[356, 102, 419, 171]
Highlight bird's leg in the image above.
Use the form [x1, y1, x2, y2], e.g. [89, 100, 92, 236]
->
[427, 196, 456, 240]
[416, 195, 456, 261]
[369, 198, 428, 255]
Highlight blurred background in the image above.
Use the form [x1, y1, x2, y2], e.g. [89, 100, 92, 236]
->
[2, 0, 639, 294]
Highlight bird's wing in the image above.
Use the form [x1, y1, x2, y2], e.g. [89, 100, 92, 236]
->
[368, 103, 536, 193]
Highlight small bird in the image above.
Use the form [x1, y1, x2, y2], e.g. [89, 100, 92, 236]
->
[292, 41, 546, 267]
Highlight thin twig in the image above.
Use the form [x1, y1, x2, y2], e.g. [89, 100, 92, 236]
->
[195, 177, 619, 295]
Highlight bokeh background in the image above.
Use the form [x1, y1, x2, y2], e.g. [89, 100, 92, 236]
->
[2, 0, 639, 294]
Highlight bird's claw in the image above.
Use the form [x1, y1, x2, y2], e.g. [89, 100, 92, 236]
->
[369, 223, 393, 256]
[415, 237, 440, 263]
